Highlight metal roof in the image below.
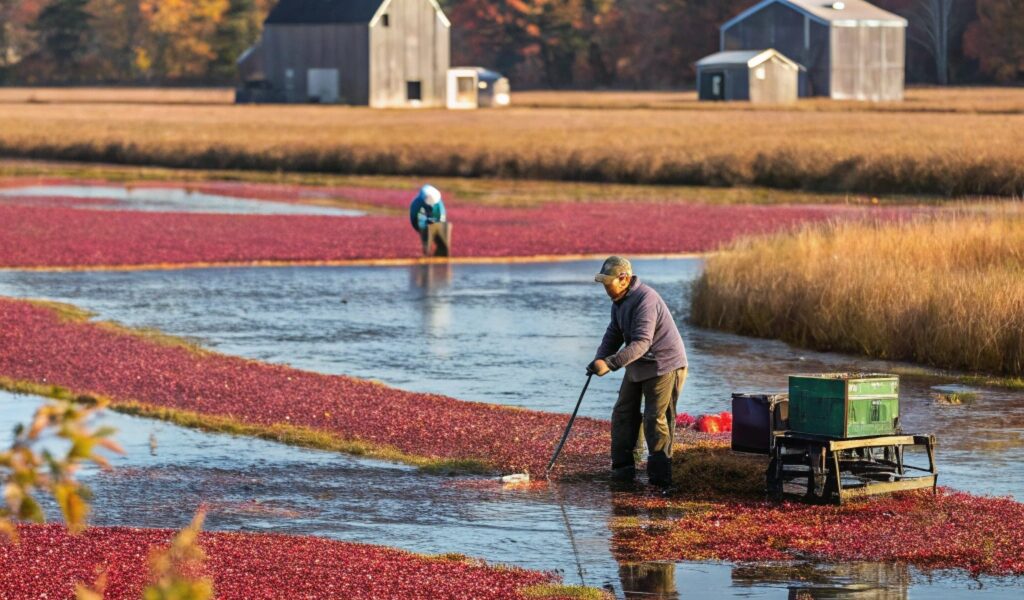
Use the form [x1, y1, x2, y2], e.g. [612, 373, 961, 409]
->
[722, 0, 907, 30]
[265, 0, 385, 24]
[696, 50, 765, 67]
[450, 66, 506, 82]
[696, 49, 802, 70]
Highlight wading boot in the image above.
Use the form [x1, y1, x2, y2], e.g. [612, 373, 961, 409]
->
[647, 453, 672, 490]
[610, 464, 638, 492]
[610, 464, 636, 483]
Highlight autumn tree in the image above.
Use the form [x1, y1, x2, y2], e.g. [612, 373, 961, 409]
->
[30, 0, 93, 81]
[209, 0, 270, 82]
[85, 0, 147, 81]
[137, 0, 229, 81]
[964, 0, 1024, 82]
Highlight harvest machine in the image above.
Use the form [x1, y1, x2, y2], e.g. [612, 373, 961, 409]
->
[732, 373, 938, 504]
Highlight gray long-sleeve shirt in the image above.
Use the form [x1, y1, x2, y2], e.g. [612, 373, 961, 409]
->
[595, 277, 687, 382]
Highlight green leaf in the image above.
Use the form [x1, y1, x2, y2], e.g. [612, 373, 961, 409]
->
[17, 495, 44, 523]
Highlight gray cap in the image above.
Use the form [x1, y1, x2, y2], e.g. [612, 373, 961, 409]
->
[594, 256, 632, 283]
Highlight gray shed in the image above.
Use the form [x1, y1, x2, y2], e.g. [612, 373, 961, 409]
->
[237, 0, 451, 107]
[696, 49, 800, 103]
[720, 0, 907, 101]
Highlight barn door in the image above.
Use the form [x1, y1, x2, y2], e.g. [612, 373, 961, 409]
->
[701, 71, 726, 101]
[710, 73, 725, 100]
[307, 68, 340, 103]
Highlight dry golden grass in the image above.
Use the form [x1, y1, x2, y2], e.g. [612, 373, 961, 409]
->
[0, 87, 234, 105]
[515, 86, 1024, 114]
[6, 86, 1020, 113]
[0, 89, 1022, 195]
[691, 209, 1024, 375]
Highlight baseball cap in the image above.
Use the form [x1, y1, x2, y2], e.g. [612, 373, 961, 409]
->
[594, 256, 632, 283]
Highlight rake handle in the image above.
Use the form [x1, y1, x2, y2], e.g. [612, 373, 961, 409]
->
[545, 373, 594, 478]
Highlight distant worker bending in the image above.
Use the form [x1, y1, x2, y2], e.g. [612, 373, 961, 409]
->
[409, 184, 451, 257]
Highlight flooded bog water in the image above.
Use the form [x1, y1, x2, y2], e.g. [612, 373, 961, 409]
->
[3, 391, 1018, 599]
[1, 259, 1022, 597]
[1, 259, 1021, 498]
[0, 184, 364, 216]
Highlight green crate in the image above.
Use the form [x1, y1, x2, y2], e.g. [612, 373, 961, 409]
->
[788, 373, 900, 439]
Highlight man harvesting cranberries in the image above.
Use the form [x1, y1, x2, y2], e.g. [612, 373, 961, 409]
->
[409, 184, 451, 257]
[589, 256, 688, 489]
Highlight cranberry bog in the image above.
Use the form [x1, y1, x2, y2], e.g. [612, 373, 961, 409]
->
[0, 178, 907, 269]
[1, 523, 571, 600]
[2, 258, 1024, 597]
[1, 179, 1022, 598]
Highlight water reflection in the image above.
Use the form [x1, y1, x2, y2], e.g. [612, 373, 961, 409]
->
[410, 263, 453, 341]
[734, 563, 910, 600]
[2, 392, 1019, 598]
[1, 259, 1022, 499]
[0, 184, 363, 216]
[619, 562, 678, 599]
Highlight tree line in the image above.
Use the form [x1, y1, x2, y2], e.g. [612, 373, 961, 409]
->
[1, 0, 1021, 86]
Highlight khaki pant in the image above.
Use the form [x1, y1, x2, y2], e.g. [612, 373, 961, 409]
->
[611, 367, 687, 470]
[421, 222, 452, 257]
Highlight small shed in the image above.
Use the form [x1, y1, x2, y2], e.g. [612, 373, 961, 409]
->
[237, 0, 451, 107]
[446, 67, 510, 109]
[696, 49, 800, 103]
[720, 0, 907, 101]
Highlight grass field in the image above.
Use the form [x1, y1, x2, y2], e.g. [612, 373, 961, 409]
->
[5, 86, 1023, 114]
[0, 88, 1022, 196]
[515, 87, 1024, 114]
[690, 210, 1024, 376]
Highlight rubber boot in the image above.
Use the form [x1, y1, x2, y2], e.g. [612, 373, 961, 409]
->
[647, 453, 672, 489]
[610, 464, 636, 482]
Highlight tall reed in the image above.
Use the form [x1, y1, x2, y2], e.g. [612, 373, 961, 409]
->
[691, 210, 1024, 375]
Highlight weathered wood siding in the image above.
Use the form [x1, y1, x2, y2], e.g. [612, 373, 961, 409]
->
[262, 24, 370, 104]
[749, 56, 798, 104]
[369, 0, 450, 108]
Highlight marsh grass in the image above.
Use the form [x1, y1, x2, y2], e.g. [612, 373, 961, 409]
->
[514, 87, 1024, 115]
[0, 159, 940, 208]
[4, 87, 1022, 114]
[932, 392, 980, 405]
[691, 211, 1024, 376]
[521, 584, 610, 599]
[22, 298, 209, 355]
[671, 444, 767, 499]
[1, 94, 1023, 196]
[0, 377, 492, 474]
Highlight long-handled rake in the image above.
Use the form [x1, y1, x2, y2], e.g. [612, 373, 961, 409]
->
[544, 373, 594, 479]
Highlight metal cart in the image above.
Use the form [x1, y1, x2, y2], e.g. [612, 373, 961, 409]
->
[766, 431, 938, 504]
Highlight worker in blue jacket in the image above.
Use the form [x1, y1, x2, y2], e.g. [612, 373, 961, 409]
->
[409, 184, 451, 257]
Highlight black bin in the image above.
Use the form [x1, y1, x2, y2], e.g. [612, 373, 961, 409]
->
[731, 393, 789, 455]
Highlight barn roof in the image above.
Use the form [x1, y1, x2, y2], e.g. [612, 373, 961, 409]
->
[696, 49, 802, 70]
[723, 0, 907, 30]
[265, 0, 385, 24]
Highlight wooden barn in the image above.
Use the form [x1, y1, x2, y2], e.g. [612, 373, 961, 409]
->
[696, 49, 801, 103]
[720, 0, 907, 101]
[237, 0, 451, 107]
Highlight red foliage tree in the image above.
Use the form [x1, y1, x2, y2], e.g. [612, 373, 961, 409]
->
[964, 0, 1024, 82]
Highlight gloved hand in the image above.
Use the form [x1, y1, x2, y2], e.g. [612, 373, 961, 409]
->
[587, 359, 611, 377]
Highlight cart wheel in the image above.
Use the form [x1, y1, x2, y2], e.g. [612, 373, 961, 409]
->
[822, 458, 840, 503]
[766, 457, 783, 500]
[805, 444, 828, 502]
